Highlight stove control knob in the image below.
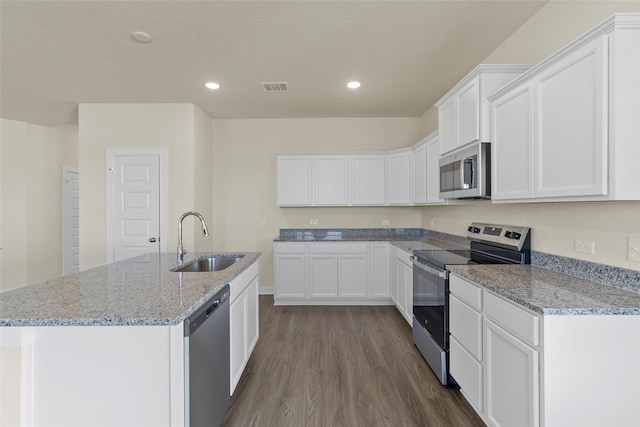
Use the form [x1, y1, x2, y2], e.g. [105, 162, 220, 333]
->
[505, 231, 513, 239]
[468, 226, 480, 234]
[510, 232, 522, 240]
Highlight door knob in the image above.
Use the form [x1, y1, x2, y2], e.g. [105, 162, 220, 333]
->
[149, 237, 157, 243]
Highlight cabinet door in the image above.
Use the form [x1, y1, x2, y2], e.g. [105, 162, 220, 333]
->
[484, 318, 539, 427]
[439, 96, 457, 155]
[534, 36, 608, 198]
[395, 258, 412, 324]
[315, 155, 348, 205]
[450, 337, 483, 414]
[230, 290, 247, 394]
[411, 142, 427, 204]
[351, 155, 385, 205]
[491, 83, 535, 201]
[426, 135, 445, 204]
[245, 276, 259, 360]
[386, 150, 412, 205]
[370, 243, 390, 298]
[338, 254, 367, 297]
[274, 254, 306, 299]
[457, 77, 481, 147]
[309, 255, 338, 297]
[277, 155, 313, 206]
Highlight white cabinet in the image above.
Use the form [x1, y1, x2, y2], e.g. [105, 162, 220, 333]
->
[273, 242, 391, 305]
[436, 65, 532, 155]
[411, 139, 427, 204]
[449, 274, 540, 427]
[394, 246, 413, 324]
[490, 15, 640, 202]
[229, 261, 260, 395]
[350, 154, 386, 205]
[369, 243, 391, 298]
[277, 155, 312, 206]
[484, 318, 539, 427]
[314, 155, 349, 205]
[273, 243, 306, 299]
[386, 149, 412, 205]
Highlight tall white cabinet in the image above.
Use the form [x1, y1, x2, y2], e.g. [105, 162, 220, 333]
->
[490, 14, 640, 202]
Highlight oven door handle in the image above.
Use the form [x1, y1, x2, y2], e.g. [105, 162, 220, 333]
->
[410, 256, 448, 279]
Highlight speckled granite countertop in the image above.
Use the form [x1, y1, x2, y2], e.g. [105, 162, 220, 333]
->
[450, 264, 640, 316]
[0, 252, 260, 327]
[274, 228, 469, 252]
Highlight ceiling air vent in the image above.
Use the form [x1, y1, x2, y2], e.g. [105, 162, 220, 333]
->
[261, 82, 289, 92]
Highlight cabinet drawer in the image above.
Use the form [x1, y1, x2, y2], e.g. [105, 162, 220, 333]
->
[450, 337, 483, 413]
[395, 247, 412, 265]
[450, 275, 482, 310]
[450, 295, 482, 360]
[308, 242, 367, 254]
[483, 290, 540, 347]
[273, 243, 306, 254]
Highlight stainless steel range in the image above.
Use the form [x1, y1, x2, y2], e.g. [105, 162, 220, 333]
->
[410, 223, 531, 386]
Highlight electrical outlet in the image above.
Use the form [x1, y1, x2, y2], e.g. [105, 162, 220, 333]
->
[628, 237, 640, 263]
[382, 220, 390, 226]
[259, 218, 266, 227]
[574, 239, 595, 255]
[310, 219, 318, 225]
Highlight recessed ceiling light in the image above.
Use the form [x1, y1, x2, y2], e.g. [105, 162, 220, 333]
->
[347, 81, 361, 89]
[131, 31, 152, 43]
[205, 82, 220, 90]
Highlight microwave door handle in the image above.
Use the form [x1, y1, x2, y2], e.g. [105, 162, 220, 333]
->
[410, 256, 448, 279]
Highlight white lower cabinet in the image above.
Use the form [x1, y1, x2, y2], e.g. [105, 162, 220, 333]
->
[394, 246, 413, 324]
[229, 262, 260, 395]
[274, 242, 391, 305]
[450, 273, 640, 427]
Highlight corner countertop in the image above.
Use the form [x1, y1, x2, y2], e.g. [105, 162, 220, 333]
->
[450, 264, 640, 316]
[0, 252, 261, 327]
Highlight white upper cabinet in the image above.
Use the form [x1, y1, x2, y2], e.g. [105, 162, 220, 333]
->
[490, 14, 640, 202]
[277, 155, 313, 206]
[411, 139, 428, 205]
[350, 154, 386, 205]
[314, 155, 349, 205]
[436, 65, 532, 156]
[386, 149, 412, 205]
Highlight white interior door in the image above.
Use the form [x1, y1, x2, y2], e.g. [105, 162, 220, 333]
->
[62, 167, 79, 275]
[106, 149, 167, 263]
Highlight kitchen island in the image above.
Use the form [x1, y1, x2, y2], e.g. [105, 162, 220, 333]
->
[0, 252, 260, 427]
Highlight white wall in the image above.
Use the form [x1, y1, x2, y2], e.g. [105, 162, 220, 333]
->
[0, 119, 75, 291]
[212, 117, 424, 289]
[78, 103, 214, 270]
[419, 2, 640, 271]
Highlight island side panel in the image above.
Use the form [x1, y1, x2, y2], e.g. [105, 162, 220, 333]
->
[541, 315, 640, 427]
[29, 324, 175, 427]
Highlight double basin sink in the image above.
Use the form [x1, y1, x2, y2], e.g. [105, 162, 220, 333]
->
[172, 254, 244, 273]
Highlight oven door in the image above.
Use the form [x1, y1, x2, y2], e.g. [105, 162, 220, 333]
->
[411, 256, 448, 350]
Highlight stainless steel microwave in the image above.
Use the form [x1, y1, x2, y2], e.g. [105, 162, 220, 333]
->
[439, 142, 491, 199]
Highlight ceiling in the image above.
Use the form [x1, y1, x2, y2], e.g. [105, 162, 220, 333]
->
[0, 0, 547, 126]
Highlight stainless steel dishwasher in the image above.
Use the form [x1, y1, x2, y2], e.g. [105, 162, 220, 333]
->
[184, 285, 230, 427]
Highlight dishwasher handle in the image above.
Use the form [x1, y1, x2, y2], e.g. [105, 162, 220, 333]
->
[184, 285, 230, 337]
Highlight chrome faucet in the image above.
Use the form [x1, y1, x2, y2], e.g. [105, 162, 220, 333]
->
[177, 211, 209, 263]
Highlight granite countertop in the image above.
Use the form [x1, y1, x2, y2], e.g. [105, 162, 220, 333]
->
[274, 228, 469, 252]
[450, 264, 640, 316]
[0, 252, 261, 327]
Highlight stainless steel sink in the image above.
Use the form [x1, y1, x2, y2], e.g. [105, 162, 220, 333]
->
[172, 255, 244, 272]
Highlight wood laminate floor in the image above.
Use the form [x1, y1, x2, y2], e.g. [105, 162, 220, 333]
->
[221, 296, 485, 427]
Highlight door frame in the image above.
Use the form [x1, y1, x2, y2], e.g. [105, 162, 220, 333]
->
[105, 148, 168, 263]
[62, 167, 79, 275]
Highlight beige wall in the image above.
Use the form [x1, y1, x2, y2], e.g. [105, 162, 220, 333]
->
[78, 104, 213, 270]
[212, 118, 425, 288]
[419, 2, 640, 271]
[0, 119, 73, 291]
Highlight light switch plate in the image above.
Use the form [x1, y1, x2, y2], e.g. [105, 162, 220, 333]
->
[628, 237, 640, 263]
[574, 239, 595, 255]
